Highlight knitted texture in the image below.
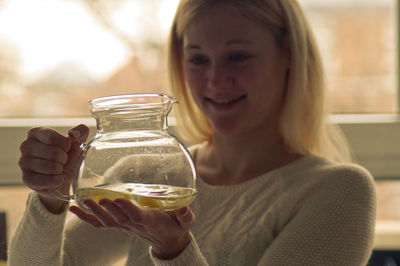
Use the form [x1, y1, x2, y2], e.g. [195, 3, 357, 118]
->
[9, 155, 376, 266]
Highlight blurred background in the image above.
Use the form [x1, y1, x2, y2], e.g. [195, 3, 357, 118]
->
[0, 0, 399, 264]
[0, 0, 396, 117]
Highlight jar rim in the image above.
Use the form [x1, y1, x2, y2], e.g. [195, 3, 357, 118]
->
[89, 93, 178, 111]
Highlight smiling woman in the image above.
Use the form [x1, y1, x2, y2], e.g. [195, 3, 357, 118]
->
[182, 5, 290, 139]
[6, 0, 378, 264]
[0, 0, 399, 265]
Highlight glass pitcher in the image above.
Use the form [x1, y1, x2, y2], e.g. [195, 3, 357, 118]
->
[57, 94, 197, 211]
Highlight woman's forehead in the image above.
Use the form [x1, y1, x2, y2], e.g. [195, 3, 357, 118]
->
[182, 6, 275, 47]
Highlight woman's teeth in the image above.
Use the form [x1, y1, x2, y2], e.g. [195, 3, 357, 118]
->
[213, 98, 234, 104]
[208, 95, 246, 104]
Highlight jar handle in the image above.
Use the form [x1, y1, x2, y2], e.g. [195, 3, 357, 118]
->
[52, 143, 87, 203]
[52, 190, 74, 202]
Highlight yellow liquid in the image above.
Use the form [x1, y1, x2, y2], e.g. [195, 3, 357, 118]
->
[74, 183, 197, 211]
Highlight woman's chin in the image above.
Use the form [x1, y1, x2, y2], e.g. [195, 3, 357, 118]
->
[211, 120, 243, 137]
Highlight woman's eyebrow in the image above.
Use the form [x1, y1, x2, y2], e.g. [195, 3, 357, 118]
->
[184, 39, 252, 50]
[185, 44, 201, 50]
[226, 39, 253, 46]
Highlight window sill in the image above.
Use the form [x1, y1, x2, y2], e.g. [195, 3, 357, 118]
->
[0, 114, 398, 184]
[375, 220, 400, 250]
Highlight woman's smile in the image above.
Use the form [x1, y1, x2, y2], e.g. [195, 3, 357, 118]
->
[204, 94, 247, 112]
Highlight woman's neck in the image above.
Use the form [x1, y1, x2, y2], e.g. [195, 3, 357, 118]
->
[195, 130, 301, 186]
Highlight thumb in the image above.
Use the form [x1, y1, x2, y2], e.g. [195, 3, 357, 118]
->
[175, 206, 195, 231]
[64, 124, 90, 176]
[68, 124, 90, 144]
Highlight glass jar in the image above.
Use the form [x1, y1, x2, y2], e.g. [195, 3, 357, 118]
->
[58, 94, 197, 211]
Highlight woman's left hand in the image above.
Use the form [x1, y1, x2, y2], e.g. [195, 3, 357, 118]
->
[69, 199, 195, 260]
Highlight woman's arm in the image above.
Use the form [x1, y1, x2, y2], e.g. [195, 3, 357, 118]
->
[149, 232, 208, 266]
[9, 192, 68, 266]
[69, 198, 209, 265]
[257, 165, 376, 266]
[9, 192, 131, 266]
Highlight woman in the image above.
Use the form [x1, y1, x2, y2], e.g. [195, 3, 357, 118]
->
[10, 0, 376, 265]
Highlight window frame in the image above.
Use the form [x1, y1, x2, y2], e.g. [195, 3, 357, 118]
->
[0, 1, 399, 185]
[0, 114, 399, 186]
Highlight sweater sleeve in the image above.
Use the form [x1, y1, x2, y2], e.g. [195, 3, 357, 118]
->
[257, 165, 376, 266]
[149, 232, 208, 266]
[8, 192, 131, 266]
[8, 192, 68, 266]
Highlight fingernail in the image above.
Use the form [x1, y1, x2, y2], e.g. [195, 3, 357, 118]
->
[99, 199, 108, 205]
[83, 199, 91, 207]
[178, 206, 189, 216]
[114, 199, 126, 205]
[68, 129, 81, 140]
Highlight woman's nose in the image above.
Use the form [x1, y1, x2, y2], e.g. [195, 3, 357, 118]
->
[207, 64, 234, 90]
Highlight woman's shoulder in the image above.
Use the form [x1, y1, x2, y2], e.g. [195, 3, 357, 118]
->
[281, 154, 375, 206]
[296, 155, 376, 204]
[312, 155, 374, 186]
[297, 154, 373, 182]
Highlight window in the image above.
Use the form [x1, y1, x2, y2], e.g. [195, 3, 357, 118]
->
[0, 0, 397, 116]
[0, 0, 179, 117]
[0, 0, 399, 255]
[300, 0, 397, 113]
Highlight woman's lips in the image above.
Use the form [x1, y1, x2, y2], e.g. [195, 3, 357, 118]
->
[205, 94, 246, 110]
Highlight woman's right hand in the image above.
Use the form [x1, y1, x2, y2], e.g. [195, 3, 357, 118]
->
[18, 124, 89, 213]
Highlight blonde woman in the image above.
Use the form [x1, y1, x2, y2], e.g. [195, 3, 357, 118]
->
[10, 0, 376, 265]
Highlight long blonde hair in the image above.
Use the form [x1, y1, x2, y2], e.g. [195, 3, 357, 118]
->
[167, 0, 351, 162]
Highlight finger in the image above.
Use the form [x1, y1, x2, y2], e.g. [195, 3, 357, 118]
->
[22, 172, 64, 190]
[68, 124, 90, 144]
[69, 206, 104, 228]
[19, 157, 63, 175]
[63, 141, 84, 176]
[99, 199, 131, 225]
[172, 207, 195, 231]
[20, 140, 68, 164]
[83, 199, 119, 227]
[64, 125, 90, 176]
[114, 198, 144, 224]
[27, 127, 71, 152]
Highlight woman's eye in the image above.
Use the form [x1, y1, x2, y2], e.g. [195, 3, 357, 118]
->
[189, 55, 209, 65]
[229, 54, 252, 62]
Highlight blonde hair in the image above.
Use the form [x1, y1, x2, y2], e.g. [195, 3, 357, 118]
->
[167, 0, 351, 162]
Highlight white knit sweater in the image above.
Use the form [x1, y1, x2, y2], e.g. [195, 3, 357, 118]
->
[9, 154, 376, 266]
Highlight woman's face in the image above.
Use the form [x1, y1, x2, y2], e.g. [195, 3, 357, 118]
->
[182, 5, 290, 138]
